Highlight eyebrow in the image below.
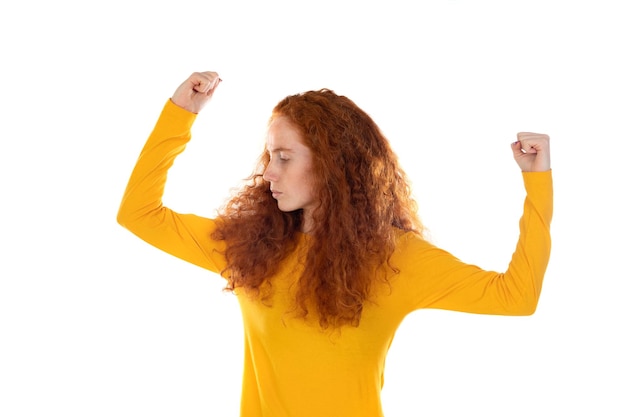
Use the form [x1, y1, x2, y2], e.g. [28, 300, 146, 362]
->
[266, 147, 294, 153]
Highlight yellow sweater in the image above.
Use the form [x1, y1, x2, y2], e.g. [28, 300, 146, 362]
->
[117, 100, 553, 417]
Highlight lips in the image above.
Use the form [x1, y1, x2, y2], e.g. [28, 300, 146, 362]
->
[271, 191, 282, 199]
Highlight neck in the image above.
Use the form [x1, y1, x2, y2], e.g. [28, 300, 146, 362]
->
[301, 210, 314, 234]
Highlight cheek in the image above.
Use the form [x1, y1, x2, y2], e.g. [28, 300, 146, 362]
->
[302, 168, 317, 197]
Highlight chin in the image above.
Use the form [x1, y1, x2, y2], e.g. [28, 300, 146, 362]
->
[277, 202, 301, 213]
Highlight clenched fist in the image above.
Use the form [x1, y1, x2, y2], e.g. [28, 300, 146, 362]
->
[171, 71, 222, 114]
[511, 132, 551, 172]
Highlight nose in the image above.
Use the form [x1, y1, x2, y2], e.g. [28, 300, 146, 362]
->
[263, 159, 277, 182]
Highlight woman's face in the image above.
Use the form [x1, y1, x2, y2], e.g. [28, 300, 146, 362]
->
[263, 116, 317, 230]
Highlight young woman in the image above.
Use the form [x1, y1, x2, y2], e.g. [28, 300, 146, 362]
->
[117, 71, 552, 417]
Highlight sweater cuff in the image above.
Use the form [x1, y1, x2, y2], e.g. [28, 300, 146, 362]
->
[522, 169, 553, 221]
[151, 99, 198, 138]
[521, 169, 552, 189]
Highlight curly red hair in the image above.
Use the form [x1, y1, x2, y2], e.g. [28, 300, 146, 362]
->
[212, 89, 422, 328]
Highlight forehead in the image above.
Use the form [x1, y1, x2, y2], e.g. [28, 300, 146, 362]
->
[266, 116, 307, 151]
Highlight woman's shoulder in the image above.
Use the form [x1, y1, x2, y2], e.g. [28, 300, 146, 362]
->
[394, 227, 430, 247]
[390, 228, 428, 258]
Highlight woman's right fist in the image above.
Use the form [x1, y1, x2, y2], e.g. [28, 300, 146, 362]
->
[171, 71, 221, 114]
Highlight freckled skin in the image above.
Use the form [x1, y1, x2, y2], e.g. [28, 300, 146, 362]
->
[263, 116, 318, 232]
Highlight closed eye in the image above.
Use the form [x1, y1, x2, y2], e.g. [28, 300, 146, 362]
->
[267, 148, 293, 162]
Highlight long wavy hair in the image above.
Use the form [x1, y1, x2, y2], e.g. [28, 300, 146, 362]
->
[212, 89, 422, 328]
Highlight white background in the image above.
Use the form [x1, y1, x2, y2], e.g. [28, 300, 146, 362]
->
[1, 1, 625, 416]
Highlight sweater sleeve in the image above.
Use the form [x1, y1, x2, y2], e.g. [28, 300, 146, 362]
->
[391, 171, 553, 316]
[116, 100, 227, 274]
